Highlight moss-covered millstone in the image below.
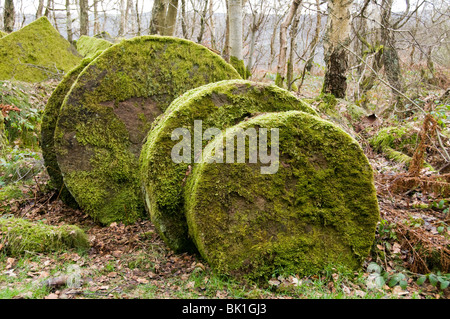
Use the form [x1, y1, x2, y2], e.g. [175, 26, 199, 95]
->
[76, 35, 113, 59]
[54, 36, 241, 225]
[41, 55, 105, 208]
[140, 80, 317, 252]
[184, 111, 380, 280]
[0, 17, 81, 82]
[0, 217, 90, 256]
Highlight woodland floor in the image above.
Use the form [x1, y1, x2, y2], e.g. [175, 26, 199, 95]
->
[0, 73, 449, 300]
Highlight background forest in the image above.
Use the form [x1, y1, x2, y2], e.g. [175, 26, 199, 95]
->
[0, 0, 449, 300]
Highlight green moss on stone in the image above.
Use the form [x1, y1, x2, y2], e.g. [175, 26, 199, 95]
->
[230, 56, 251, 79]
[0, 217, 90, 256]
[184, 111, 380, 280]
[0, 30, 7, 38]
[0, 17, 81, 82]
[76, 35, 113, 59]
[41, 55, 105, 208]
[54, 36, 241, 226]
[140, 79, 317, 253]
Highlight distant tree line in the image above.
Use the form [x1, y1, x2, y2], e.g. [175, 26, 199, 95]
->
[1, 0, 449, 117]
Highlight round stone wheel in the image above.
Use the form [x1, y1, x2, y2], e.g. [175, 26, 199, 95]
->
[41, 56, 101, 208]
[184, 111, 380, 280]
[54, 36, 241, 225]
[139, 79, 317, 252]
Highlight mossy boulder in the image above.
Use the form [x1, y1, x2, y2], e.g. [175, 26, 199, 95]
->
[184, 111, 380, 280]
[0, 30, 7, 38]
[54, 36, 241, 225]
[41, 55, 105, 208]
[76, 35, 113, 59]
[0, 217, 90, 256]
[140, 79, 317, 252]
[0, 17, 82, 82]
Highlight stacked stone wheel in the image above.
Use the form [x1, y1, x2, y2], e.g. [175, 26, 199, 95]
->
[39, 33, 380, 280]
[51, 36, 240, 225]
[139, 79, 317, 252]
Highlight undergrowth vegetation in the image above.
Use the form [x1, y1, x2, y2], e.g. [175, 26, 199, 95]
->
[0, 63, 449, 299]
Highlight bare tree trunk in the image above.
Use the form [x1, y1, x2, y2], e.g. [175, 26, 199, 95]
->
[247, 12, 258, 74]
[36, 0, 45, 19]
[129, 0, 136, 35]
[164, 0, 179, 36]
[149, 0, 167, 35]
[287, 12, 300, 90]
[136, 0, 142, 36]
[119, 0, 126, 36]
[228, 0, 243, 60]
[3, 0, 15, 33]
[79, 0, 89, 36]
[275, 0, 302, 87]
[197, 0, 209, 43]
[322, 0, 353, 98]
[305, 0, 322, 73]
[223, 0, 230, 60]
[380, 0, 404, 111]
[209, 0, 216, 49]
[180, 0, 187, 38]
[66, 0, 73, 42]
[93, 0, 99, 35]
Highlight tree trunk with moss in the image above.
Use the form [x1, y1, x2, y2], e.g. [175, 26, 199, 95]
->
[322, 0, 353, 99]
[3, 0, 15, 33]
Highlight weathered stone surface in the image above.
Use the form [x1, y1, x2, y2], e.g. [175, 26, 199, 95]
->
[140, 80, 317, 252]
[54, 36, 241, 225]
[41, 55, 104, 208]
[76, 35, 113, 59]
[0, 17, 81, 82]
[184, 111, 380, 280]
